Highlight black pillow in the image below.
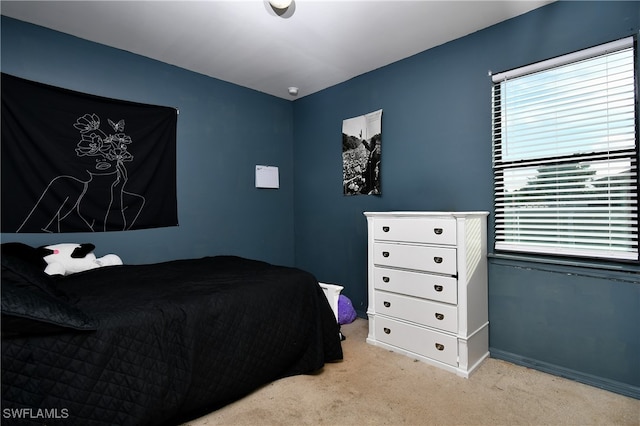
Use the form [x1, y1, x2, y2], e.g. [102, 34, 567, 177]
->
[1, 279, 97, 336]
[1, 242, 47, 270]
[1, 249, 67, 300]
[1, 243, 96, 336]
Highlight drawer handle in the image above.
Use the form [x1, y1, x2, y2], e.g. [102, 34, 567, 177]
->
[434, 228, 443, 235]
[435, 313, 444, 321]
[383, 327, 391, 334]
[433, 256, 443, 264]
[383, 276, 390, 283]
[383, 301, 391, 308]
[382, 251, 390, 258]
[435, 343, 445, 351]
[382, 226, 390, 232]
[434, 285, 443, 292]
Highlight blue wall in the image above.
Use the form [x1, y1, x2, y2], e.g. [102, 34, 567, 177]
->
[1, 16, 295, 266]
[292, 1, 640, 398]
[2, 1, 639, 398]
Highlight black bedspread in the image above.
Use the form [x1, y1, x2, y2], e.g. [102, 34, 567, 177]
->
[1, 255, 343, 425]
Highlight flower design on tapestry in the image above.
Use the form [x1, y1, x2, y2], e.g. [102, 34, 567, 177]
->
[74, 113, 134, 170]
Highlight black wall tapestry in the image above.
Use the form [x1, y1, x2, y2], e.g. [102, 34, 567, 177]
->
[1, 73, 178, 233]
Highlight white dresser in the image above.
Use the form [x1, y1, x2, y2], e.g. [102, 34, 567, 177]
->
[364, 211, 489, 378]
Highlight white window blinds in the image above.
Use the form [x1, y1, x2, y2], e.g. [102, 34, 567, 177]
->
[492, 37, 638, 261]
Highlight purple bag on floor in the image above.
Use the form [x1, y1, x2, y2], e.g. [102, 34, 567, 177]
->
[338, 294, 357, 325]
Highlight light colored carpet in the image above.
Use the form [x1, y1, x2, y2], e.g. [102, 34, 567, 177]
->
[185, 318, 639, 425]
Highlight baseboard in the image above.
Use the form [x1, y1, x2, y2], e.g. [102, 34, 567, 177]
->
[490, 348, 640, 400]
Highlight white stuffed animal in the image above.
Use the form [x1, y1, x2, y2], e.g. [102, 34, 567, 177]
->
[40, 243, 122, 276]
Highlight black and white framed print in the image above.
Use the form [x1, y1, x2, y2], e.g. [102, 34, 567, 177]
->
[342, 109, 382, 196]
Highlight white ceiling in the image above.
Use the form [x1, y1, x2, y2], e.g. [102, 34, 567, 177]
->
[1, 0, 553, 100]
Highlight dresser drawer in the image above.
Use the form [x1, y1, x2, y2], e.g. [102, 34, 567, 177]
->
[374, 242, 457, 275]
[374, 316, 458, 367]
[375, 291, 458, 333]
[373, 267, 457, 304]
[373, 218, 456, 245]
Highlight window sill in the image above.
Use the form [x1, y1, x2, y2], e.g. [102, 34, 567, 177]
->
[488, 252, 640, 282]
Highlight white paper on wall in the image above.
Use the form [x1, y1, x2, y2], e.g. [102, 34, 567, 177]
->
[255, 165, 279, 189]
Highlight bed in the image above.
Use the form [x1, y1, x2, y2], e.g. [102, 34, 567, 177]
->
[1, 243, 343, 425]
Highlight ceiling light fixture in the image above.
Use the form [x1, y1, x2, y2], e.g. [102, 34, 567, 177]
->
[269, 0, 292, 10]
[266, 0, 295, 18]
[288, 87, 299, 97]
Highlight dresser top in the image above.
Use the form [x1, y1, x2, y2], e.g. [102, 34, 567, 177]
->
[363, 211, 489, 218]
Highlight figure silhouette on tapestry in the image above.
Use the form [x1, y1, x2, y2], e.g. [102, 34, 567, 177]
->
[17, 113, 145, 233]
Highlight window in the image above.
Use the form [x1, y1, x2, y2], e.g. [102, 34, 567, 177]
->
[492, 37, 638, 261]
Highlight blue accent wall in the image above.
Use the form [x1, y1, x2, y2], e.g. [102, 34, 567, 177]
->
[1, 15, 295, 266]
[489, 257, 639, 397]
[2, 1, 639, 398]
[292, 1, 640, 398]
